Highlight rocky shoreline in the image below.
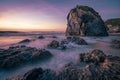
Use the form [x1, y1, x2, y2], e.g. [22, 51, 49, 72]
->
[7, 49, 120, 80]
[0, 45, 52, 69]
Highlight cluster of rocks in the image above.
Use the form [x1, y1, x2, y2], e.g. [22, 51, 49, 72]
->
[111, 40, 120, 49]
[8, 49, 120, 80]
[66, 36, 88, 45]
[47, 37, 88, 50]
[66, 5, 108, 36]
[0, 45, 52, 69]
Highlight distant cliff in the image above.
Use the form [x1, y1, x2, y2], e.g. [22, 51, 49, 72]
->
[66, 5, 108, 36]
[105, 18, 120, 33]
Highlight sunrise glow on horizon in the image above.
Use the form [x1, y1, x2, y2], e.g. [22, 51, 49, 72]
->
[0, 0, 120, 31]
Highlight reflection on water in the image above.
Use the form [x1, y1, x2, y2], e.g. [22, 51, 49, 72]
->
[0, 34, 120, 80]
[0, 36, 32, 49]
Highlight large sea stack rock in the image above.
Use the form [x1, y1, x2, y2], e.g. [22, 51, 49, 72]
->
[66, 5, 108, 36]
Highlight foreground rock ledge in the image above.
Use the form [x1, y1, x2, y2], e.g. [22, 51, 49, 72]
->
[0, 45, 52, 69]
[8, 49, 120, 80]
[66, 5, 108, 36]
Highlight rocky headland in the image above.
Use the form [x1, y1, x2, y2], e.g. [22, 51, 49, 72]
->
[66, 5, 108, 36]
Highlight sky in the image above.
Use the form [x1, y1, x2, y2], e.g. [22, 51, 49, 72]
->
[0, 0, 120, 31]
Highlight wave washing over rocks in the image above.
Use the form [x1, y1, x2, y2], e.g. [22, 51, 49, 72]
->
[7, 49, 120, 80]
[0, 5, 120, 80]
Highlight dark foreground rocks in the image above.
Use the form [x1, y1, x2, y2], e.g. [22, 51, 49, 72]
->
[111, 40, 120, 49]
[8, 49, 120, 80]
[66, 5, 108, 36]
[0, 45, 52, 69]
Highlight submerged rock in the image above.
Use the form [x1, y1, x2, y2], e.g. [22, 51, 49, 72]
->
[51, 36, 57, 38]
[19, 39, 31, 43]
[66, 5, 108, 36]
[111, 40, 120, 49]
[0, 46, 52, 69]
[48, 40, 59, 48]
[38, 35, 45, 39]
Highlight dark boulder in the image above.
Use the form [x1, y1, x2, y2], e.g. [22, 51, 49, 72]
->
[8, 68, 56, 80]
[79, 49, 106, 64]
[38, 35, 45, 39]
[51, 36, 57, 38]
[0, 46, 52, 69]
[72, 37, 88, 45]
[65, 36, 88, 45]
[23, 68, 43, 80]
[48, 40, 59, 48]
[66, 5, 108, 36]
[19, 39, 31, 43]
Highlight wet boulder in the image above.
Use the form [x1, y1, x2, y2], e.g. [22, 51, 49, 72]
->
[111, 40, 120, 49]
[79, 49, 106, 64]
[51, 36, 57, 38]
[48, 40, 59, 48]
[38, 35, 45, 39]
[66, 36, 88, 45]
[23, 68, 43, 80]
[57, 65, 83, 80]
[0, 46, 52, 69]
[8, 68, 56, 80]
[72, 37, 88, 45]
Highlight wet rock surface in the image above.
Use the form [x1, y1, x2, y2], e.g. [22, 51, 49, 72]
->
[38, 35, 45, 39]
[8, 49, 120, 80]
[0, 45, 52, 69]
[48, 40, 60, 48]
[19, 39, 31, 43]
[66, 5, 108, 36]
[48, 37, 87, 50]
[62, 36, 88, 45]
[111, 40, 120, 49]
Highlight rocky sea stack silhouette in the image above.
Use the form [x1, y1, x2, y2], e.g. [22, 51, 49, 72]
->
[66, 5, 108, 36]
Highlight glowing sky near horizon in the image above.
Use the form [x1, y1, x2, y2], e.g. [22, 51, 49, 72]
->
[0, 0, 120, 31]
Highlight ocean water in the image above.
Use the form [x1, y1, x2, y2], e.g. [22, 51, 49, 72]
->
[0, 33, 120, 80]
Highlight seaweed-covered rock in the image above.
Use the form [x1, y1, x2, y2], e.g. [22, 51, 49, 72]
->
[66, 5, 108, 36]
[0, 46, 52, 69]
